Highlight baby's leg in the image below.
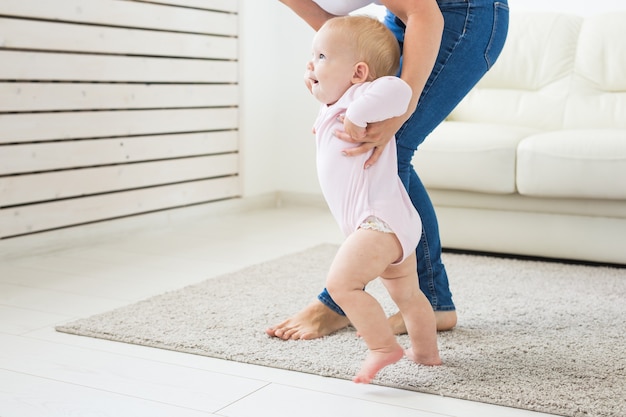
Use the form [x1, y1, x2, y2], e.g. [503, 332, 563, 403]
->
[326, 228, 405, 384]
[381, 254, 442, 366]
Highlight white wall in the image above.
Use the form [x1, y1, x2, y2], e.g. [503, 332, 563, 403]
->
[239, 0, 626, 199]
[239, 0, 320, 198]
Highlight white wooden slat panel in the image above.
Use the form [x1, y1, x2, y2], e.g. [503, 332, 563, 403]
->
[0, 0, 238, 36]
[133, 0, 238, 13]
[0, 0, 240, 239]
[0, 132, 238, 175]
[0, 51, 238, 82]
[1, 154, 238, 206]
[0, 83, 238, 112]
[0, 108, 237, 143]
[0, 176, 240, 238]
[0, 18, 237, 60]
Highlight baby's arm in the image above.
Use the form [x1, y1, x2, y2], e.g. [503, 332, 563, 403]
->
[344, 76, 412, 137]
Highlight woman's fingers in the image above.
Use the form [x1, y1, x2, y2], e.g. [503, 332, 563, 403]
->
[335, 128, 389, 168]
[341, 141, 376, 157]
[341, 143, 385, 169]
[333, 129, 355, 142]
[363, 146, 383, 168]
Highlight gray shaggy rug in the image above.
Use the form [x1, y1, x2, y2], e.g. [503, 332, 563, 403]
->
[57, 244, 626, 417]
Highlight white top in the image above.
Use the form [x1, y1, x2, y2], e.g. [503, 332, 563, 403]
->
[312, 0, 382, 16]
[313, 76, 420, 263]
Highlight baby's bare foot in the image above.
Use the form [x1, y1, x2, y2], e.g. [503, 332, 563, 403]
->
[353, 344, 404, 384]
[265, 300, 350, 340]
[405, 347, 442, 366]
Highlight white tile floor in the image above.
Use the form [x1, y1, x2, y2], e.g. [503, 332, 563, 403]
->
[0, 203, 558, 417]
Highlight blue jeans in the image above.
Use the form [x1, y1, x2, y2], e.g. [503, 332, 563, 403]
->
[318, 0, 510, 315]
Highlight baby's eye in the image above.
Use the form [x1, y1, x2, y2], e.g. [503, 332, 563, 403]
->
[318, 53, 326, 60]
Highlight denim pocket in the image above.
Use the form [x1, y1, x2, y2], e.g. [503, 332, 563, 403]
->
[484, 2, 509, 69]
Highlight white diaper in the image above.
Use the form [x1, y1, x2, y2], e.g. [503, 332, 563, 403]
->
[359, 216, 394, 234]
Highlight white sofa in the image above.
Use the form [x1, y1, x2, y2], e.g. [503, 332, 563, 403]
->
[413, 11, 626, 265]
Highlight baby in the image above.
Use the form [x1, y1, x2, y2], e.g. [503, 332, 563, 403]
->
[305, 15, 442, 384]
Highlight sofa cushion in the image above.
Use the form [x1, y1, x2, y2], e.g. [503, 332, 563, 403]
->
[517, 130, 626, 199]
[564, 12, 626, 129]
[576, 12, 626, 93]
[449, 13, 582, 130]
[413, 122, 538, 194]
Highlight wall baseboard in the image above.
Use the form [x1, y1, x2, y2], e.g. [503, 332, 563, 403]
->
[0, 192, 329, 261]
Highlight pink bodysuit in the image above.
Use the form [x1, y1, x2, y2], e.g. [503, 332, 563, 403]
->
[313, 76, 421, 263]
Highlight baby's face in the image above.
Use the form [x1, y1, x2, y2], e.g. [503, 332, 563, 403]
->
[305, 26, 357, 105]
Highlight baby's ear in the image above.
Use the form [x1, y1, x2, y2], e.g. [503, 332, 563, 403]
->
[352, 62, 370, 83]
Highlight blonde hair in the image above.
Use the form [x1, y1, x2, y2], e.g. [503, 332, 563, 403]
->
[323, 15, 401, 81]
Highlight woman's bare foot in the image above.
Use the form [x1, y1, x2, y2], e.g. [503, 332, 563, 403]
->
[353, 344, 404, 384]
[265, 300, 351, 340]
[405, 347, 442, 366]
[388, 310, 457, 334]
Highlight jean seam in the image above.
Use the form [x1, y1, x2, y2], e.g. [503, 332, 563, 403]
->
[484, 2, 509, 69]
[419, 229, 439, 309]
[421, 6, 470, 109]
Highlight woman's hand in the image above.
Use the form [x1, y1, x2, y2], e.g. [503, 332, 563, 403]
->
[341, 117, 366, 142]
[336, 114, 408, 168]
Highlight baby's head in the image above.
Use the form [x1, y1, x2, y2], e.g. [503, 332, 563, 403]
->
[306, 15, 401, 105]
[323, 15, 401, 80]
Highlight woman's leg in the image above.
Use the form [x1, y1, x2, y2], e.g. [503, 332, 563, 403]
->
[392, 0, 509, 325]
